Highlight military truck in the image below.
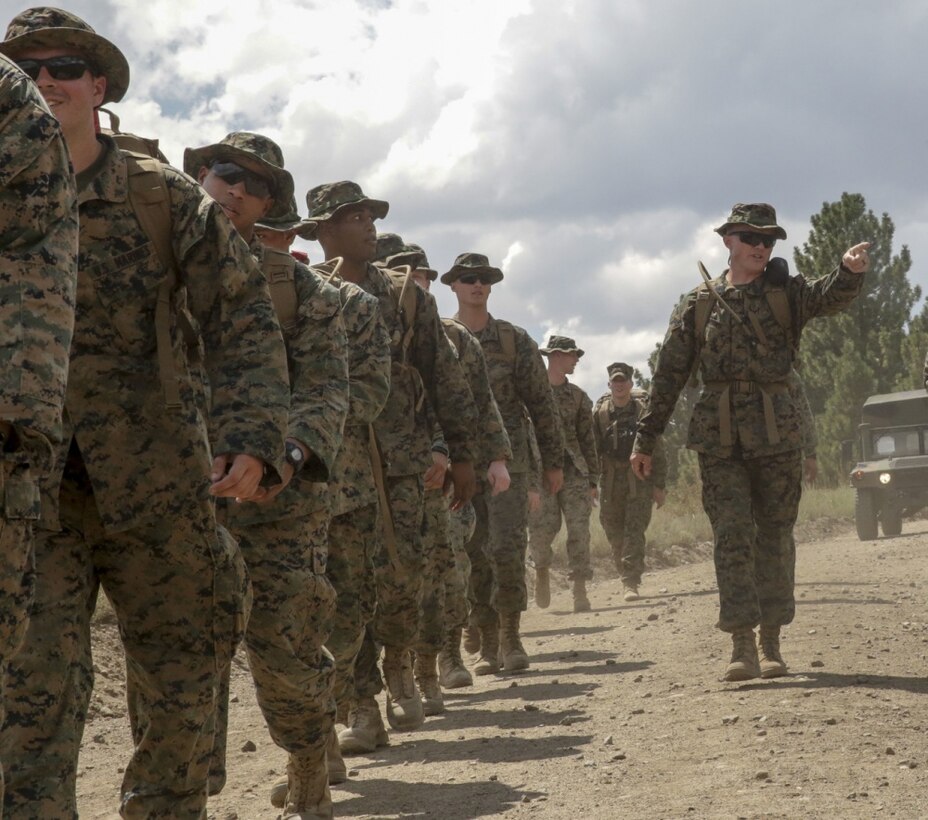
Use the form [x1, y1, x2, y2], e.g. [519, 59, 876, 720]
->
[847, 389, 928, 540]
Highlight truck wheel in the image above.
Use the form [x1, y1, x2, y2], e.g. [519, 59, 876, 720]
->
[880, 505, 902, 537]
[855, 489, 879, 541]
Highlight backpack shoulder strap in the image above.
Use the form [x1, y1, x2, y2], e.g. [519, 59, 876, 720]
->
[688, 284, 713, 388]
[493, 319, 517, 365]
[261, 247, 299, 333]
[383, 265, 418, 363]
[764, 285, 795, 356]
[123, 152, 184, 409]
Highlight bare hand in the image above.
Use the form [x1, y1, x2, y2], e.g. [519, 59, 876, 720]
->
[804, 456, 818, 484]
[527, 490, 542, 514]
[652, 487, 667, 508]
[630, 452, 652, 481]
[449, 461, 476, 510]
[423, 451, 450, 491]
[486, 460, 511, 496]
[543, 467, 564, 496]
[842, 241, 871, 273]
[210, 453, 267, 500]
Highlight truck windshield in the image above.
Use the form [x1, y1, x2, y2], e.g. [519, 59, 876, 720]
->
[873, 429, 924, 457]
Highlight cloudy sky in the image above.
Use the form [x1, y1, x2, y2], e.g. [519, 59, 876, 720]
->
[10, 0, 928, 396]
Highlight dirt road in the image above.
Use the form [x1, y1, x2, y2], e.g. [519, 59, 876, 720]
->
[78, 524, 927, 819]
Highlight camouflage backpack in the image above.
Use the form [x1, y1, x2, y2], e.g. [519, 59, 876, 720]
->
[689, 280, 794, 387]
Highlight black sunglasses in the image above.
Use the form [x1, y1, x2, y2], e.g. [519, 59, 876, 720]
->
[16, 55, 94, 81]
[210, 161, 274, 199]
[458, 273, 494, 285]
[730, 231, 777, 249]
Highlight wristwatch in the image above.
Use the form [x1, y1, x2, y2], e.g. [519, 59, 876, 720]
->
[284, 440, 305, 473]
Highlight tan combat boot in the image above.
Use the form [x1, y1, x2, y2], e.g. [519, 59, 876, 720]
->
[281, 748, 332, 820]
[723, 628, 760, 682]
[337, 696, 389, 755]
[572, 578, 591, 613]
[270, 729, 345, 809]
[438, 627, 474, 688]
[413, 652, 445, 716]
[382, 646, 424, 731]
[535, 567, 551, 608]
[498, 610, 530, 672]
[758, 625, 788, 678]
[622, 581, 639, 602]
[473, 621, 500, 676]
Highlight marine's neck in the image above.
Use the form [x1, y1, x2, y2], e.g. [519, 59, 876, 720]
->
[456, 304, 489, 333]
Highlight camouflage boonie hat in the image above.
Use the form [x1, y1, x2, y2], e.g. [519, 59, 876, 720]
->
[255, 195, 317, 240]
[305, 181, 389, 223]
[607, 362, 633, 381]
[183, 132, 295, 219]
[0, 7, 130, 104]
[373, 233, 426, 269]
[440, 252, 504, 286]
[408, 243, 437, 281]
[540, 335, 584, 358]
[714, 202, 787, 240]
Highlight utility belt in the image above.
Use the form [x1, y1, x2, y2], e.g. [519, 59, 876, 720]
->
[703, 379, 789, 448]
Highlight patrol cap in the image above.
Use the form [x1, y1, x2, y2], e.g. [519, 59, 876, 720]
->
[373, 232, 426, 269]
[714, 202, 787, 240]
[305, 181, 389, 223]
[540, 335, 584, 358]
[607, 362, 633, 381]
[1, 7, 130, 104]
[184, 132, 295, 220]
[440, 252, 504, 286]
[255, 196, 317, 240]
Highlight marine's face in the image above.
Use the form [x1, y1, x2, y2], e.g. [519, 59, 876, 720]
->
[724, 229, 776, 276]
[550, 351, 578, 374]
[610, 376, 631, 403]
[198, 159, 274, 236]
[17, 46, 105, 137]
[255, 227, 296, 252]
[451, 275, 491, 308]
[321, 204, 377, 262]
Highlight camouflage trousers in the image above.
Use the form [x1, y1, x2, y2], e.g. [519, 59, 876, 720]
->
[416, 488, 456, 655]
[599, 461, 655, 585]
[354, 474, 425, 698]
[699, 450, 801, 633]
[206, 509, 336, 789]
[1, 465, 246, 820]
[0, 462, 38, 813]
[444, 502, 476, 632]
[529, 462, 593, 581]
[325, 503, 379, 714]
[467, 472, 529, 627]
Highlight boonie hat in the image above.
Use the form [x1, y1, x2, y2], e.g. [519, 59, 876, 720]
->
[440, 252, 504, 286]
[183, 132, 295, 219]
[256, 196, 317, 240]
[305, 181, 389, 223]
[373, 233, 426, 269]
[714, 202, 787, 240]
[540, 335, 584, 358]
[0, 6, 130, 103]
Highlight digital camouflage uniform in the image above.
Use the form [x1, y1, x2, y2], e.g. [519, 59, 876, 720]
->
[529, 362, 598, 582]
[435, 319, 511, 641]
[185, 131, 350, 795]
[634, 210, 865, 635]
[310, 260, 391, 716]
[593, 386, 667, 585]
[304, 184, 477, 731]
[0, 17, 291, 810]
[0, 53, 77, 809]
[459, 312, 563, 628]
